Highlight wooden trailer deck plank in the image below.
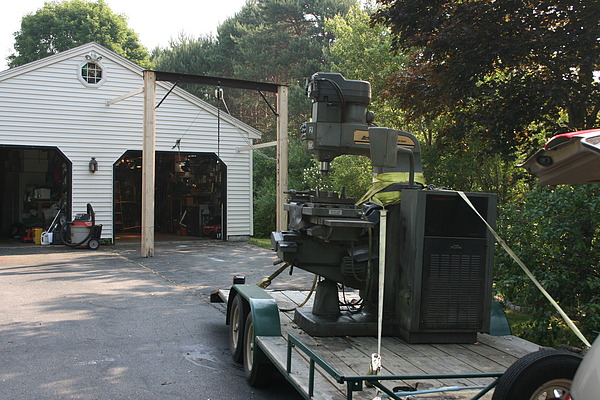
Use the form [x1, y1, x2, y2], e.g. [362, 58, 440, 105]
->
[431, 337, 532, 371]
[271, 292, 414, 398]
[452, 342, 518, 369]
[224, 289, 359, 395]
[327, 337, 495, 400]
[271, 294, 363, 389]
[317, 335, 434, 396]
[279, 290, 316, 308]
[267, 291, 528, 399]
[257, 336, 344, 400]
[344, 336, 481, 389]
[476, 334, 540, 357]
[218, 289, 229, 302]
[271, 290, 308, 309]
[280, 325, 363, 388]
[220, 288, 535, 400]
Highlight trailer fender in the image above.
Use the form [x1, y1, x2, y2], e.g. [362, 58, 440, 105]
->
[228, 284, 281, 335]
[227, 284, 281, 367]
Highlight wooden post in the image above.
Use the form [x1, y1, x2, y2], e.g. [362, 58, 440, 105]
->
[141, 70, 156, 257]
[276, 85, 289, 231]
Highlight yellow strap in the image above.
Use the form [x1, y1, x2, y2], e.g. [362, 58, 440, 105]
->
[357, 172, 425, 206]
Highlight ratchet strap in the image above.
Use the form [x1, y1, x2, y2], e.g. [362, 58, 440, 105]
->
[457, 191, 592, 348]
[357, 172, 425, 206]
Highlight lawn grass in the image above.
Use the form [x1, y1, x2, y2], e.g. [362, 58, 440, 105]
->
[504, 308, 585, 347]
[249, 237, 271, 249]
[505, 308, 532, 328]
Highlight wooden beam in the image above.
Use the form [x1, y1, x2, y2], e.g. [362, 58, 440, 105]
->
[105, 87, 143, 106]
[140, 69, 288, 246]
[276, 85, 289, 231]
[141, 71, 156, 257]
[153, 70, 279, 93]
[236, 141, 277, 152]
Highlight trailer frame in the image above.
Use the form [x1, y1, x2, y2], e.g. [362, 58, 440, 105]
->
[271, 332, 504, 400]
[218, 285, 538, 400]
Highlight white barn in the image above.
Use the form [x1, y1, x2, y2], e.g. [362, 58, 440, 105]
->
[0, 42, 262, 242]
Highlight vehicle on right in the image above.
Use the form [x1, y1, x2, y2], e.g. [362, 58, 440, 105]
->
[497, 128, 600, 400]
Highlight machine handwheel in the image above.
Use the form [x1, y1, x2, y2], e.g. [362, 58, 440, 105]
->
[88, 238, 100, 250]
[243, 312, 274, 387]
[228, 295, 248, 363]
[492, 349, 582, 400]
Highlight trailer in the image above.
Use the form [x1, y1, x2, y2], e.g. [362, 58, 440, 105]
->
[212, 73, 586, 399]
[215, 286, 538, 400]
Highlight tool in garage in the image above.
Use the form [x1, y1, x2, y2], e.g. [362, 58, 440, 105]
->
[60, 203, 103, 250]
[41, 201, 65, 245]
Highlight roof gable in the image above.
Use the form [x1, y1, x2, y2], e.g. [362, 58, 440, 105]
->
[0, 42, 262, 139]
[0, 42, 141, 81]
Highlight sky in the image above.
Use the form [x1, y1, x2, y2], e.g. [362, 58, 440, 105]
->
[0, 0, 248, 70]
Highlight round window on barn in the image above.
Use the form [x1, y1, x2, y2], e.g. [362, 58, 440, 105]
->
[78, 52, 106, 87]
[82, 62, 103, 84]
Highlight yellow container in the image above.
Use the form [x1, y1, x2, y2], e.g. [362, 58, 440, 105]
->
[33, 228, 43, 245]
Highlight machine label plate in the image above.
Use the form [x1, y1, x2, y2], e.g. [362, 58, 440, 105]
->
[354, 130, 416, 148]
[354, 130, 370, 145]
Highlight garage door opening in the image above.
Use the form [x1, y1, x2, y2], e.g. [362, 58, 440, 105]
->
[0, 146, 71, 241]
[114, 150, 226, 239]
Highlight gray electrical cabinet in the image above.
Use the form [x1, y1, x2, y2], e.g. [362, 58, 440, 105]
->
[392, 189, 497, 343]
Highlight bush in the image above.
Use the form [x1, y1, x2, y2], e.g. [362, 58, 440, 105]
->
[495, 184, 600, 347]
[252, 137, 313, 238]
[302, 155, 373, 199]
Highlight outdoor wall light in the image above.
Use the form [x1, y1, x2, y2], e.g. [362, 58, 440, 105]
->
[181, 159, 191, 172]
[89, 157, 99, 173]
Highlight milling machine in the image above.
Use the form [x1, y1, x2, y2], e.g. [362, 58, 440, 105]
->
[272, 72, 496, 343]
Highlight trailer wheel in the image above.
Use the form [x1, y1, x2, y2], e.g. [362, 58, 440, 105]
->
[228, 294, 248, 363]
[243, 312, 274, 387]
[492, 349, 582, 400]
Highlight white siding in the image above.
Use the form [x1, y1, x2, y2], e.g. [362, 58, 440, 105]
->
[0, 43, 260, 240]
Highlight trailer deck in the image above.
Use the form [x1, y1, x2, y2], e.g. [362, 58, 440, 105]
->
[219, 289, 538, 400]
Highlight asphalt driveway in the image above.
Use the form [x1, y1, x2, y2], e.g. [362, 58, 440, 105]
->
[0, 240, 310, 399]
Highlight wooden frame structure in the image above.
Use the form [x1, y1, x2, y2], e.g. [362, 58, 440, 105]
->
[142, 70, 288, 257]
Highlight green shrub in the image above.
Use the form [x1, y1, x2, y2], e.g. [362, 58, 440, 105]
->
[495, 184, 600, 347]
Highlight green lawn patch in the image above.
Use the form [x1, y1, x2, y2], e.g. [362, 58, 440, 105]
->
[249, 237, 271, 249]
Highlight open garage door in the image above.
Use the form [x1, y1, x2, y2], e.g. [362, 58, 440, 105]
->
[0, 146, 71, 242]
[114, 150, 226, 239]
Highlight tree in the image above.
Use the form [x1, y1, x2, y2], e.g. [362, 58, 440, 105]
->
[215, 0, 356, 138]
[324, 5, 516, 195]
[372, 0, 600, 157]
[302, 155, 373, 199]
[253, 137, 315, 237]
[151, 34, 227, 109]
[325, 5, 409, 130]
[152, 34, 224, 77]
[9, 0, 151, 68]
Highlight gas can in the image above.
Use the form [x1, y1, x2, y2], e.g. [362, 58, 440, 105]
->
[33, 228, 43, 245]
[41, 232, 53, 245]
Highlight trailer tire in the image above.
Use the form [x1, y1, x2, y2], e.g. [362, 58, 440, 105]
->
[228, 294, 248, 363]
[492, 349, 582, 400]
[244, 312, 274, 387]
